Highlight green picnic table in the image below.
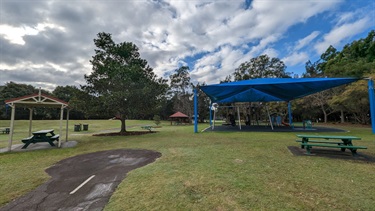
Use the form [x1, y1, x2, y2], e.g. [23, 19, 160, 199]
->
[296, 134, 367, 156]
[21, 129, 59, 149]
[141, 125, 153, 132]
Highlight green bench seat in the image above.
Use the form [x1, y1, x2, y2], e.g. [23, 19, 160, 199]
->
[301, 143, 367, 156]
[50, 134, 60, 141]
[296, 139, 343, 145]
[21, 136, 34, 143]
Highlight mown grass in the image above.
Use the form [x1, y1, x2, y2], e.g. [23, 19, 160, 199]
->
[0, 120, 374, 210]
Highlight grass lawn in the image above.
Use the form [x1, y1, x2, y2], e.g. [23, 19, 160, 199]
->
[0, 120, 374, 210]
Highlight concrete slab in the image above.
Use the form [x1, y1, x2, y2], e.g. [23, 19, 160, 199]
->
[0, 149, 161, 211]
[0, 141, 78, 153]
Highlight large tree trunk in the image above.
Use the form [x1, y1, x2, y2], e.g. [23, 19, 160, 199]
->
[120, 118, 126, 134]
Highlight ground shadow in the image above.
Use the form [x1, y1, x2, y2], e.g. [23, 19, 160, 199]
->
[288, 146, 375, 163]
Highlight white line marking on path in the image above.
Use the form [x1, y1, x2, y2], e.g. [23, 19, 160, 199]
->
[70, 175, 96, 195]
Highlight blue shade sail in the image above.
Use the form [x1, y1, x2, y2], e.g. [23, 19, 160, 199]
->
[200, 78, 360, 103]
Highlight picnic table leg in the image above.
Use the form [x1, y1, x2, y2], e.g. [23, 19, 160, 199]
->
[305, 146, 312, 155]
[22, 140, 33, 149]
[47, 141, 56, 147]
[301, 138, 308, 149]
[340, 139, 353, 152]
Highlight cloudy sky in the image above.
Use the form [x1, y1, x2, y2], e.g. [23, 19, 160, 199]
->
[0, 0, 374, 91]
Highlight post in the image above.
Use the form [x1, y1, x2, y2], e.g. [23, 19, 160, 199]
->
[28, 108, 33, 137]
[194, 88, 198, 133]
[288, 101, 293, 128]
[7, 104, 15, 152]
[66, 109, 70, 142]
[209, 102, 212, 126]
[368, 79, 375, 134]
[237, 106, 241, 130]
[266, 105, 274, 130]
[58, 106, 64, 147]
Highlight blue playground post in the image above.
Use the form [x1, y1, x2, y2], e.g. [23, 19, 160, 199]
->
[194, 88, 198, 133]
[368, 79, 375, 134]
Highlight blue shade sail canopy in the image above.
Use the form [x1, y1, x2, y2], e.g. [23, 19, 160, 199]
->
[200, 78, 360, 103]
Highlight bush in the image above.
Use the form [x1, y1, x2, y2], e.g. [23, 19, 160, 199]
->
[153, 115, 161, 125]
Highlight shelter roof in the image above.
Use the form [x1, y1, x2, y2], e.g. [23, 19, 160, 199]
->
[169, 112, 189, 118]
[5, 92, 68, 108]
[200, 77, 360, 103]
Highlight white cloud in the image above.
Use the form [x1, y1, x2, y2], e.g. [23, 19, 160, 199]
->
[294, 31, 320, 51]
[2, 0, 372, 90]
[282, 52, 309, 66]
[314, 17, 371, 54]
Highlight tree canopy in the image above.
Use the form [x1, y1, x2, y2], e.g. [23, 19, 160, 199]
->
[82, 32, 168, 133]
[233, 54, 290, 80]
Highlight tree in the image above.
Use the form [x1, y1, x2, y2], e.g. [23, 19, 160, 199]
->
[303, 60, 323, 78]
[233, 54, 290, 80]
[82, 32, 168, 133]
[0, 82, 38, 119]
[193, 82, 210, 123]
[169, 66, 193, 117]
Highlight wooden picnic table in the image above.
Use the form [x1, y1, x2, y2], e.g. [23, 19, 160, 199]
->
[296, 134, 367, 156]
[21, 129, 59, 149]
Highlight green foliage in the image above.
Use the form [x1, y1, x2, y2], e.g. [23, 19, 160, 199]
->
[153, 114, 161, 125]
[194, 83, 210, 123]
[82, 32, 168, 132]
[301, 30, 375, 123]
[323, 30, 375, 77]
[169, 66, 193, 116]
[233, 54, 290, 80]
[0, 82, 51, 120]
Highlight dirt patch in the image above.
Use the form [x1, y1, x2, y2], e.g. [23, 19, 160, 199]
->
[288, 146, 375, 163]
[93, 131, 157, 136]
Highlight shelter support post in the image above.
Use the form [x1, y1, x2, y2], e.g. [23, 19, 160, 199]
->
[7, 104, 15, 152]
[209, 102, 212, 126]
[194, 88, 198, 133]
[212, 110, 216, 130]
[66, 109, 70, 143]
[288, 101, 293, 128]
[237, 106, 241, 130]
[28, 108, 33, 136]
[368, 79, 375, 134]
[58, 106, 64, 147]
[266, 105, 274, 130]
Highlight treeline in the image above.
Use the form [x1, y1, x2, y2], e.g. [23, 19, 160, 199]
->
[0, 31, 374, 126]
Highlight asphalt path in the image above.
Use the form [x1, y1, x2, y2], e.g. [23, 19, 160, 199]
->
[1, 149, 161, 211]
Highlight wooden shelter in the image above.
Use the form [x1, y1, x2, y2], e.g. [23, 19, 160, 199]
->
[5, 89, 70, 152]
[169, 112, 190, 125]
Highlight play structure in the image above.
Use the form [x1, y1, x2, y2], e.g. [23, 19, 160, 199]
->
[194, 77, 375, 133]
[210, 102, 291, 130]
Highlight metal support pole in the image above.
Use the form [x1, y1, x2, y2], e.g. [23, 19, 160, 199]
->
[266, 105, 274, 130]
[288, 101, 293, 128]
[368, 79, 375, 134]
[209, 103, 212, 126]
[212, 110, 216, 130]
[237, 106, 241, 130]
[194, 88, 198, 133]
